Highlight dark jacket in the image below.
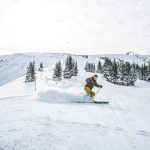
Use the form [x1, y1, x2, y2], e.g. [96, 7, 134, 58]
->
[85, 77, 102, 90]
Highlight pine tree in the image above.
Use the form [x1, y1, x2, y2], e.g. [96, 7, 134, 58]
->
[140, 64, 144, 80]
[31, 61, 36, 81]
[140, 63, 150, 82]
[93, 63, 96, 73]
[146, 63, 150, 82]
[103, 59, 137, 86]
[85, 62, 95, 73]
[25, 66, 31, 82]
[25, 61, 36, 82]
[144, 64, 148, 80]
[73, 61, 78, 76]
[140, 64, 147, 80]
[63, 55, 74, 78]
[85, 62, 88, 71]
[89, 63, 92, 72]
[53, 61, 62, 81]
[111, 59, 118, 78]
[135, 63, 140, 79]
[38, 62, 43, 72]
[103, 57, 112, 78]
[129, 63, 137, 85]
[97, 60, 102, 73]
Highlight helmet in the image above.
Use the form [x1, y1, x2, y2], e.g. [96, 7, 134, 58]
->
[94, 74, 98, 77]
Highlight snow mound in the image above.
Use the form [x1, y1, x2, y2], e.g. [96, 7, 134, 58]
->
[37, 86, 91, 103]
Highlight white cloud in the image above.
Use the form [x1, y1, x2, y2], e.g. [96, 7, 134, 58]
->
[0, 0, 150, 55]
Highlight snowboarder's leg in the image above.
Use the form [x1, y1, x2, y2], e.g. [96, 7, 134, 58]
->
[90, 91, 95, 97]
[84, 87, 95, 97]
[84, 86, 91, 96]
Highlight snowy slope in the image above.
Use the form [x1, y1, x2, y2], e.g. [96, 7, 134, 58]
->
[0, 53, 150, 150]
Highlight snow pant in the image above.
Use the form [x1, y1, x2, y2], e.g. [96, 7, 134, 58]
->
[84, 86, 95, 97]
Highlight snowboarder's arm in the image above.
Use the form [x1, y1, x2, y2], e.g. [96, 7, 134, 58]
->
[86, 78, 92, 84]
[95, 82, 102, 88]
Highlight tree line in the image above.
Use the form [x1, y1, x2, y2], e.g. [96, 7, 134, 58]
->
[85, 57, 150, 86]
[25, 55, 78, 82]
[53, 55, 78, 80]
[25, 56, 150, 86]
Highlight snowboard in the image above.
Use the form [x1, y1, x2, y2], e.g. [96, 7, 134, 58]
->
[73, 101, 109, 104]
[93, 101, 109, 104]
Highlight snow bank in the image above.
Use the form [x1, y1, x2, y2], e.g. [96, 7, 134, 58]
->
[37, 86, 91, 103]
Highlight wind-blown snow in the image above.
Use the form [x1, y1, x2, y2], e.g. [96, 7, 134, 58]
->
[37, 86, 91, 103]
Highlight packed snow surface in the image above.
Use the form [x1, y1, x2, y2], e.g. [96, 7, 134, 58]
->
[0, 53, 150, 150]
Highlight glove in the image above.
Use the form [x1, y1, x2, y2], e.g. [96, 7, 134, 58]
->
[99, 85, 102, 88]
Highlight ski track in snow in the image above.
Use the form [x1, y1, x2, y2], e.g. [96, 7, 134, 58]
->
[0, 95, 33, 101]
[112, 91, 150, 149]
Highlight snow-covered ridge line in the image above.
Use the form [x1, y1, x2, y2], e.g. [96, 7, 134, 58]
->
[0, 52, 150, 86]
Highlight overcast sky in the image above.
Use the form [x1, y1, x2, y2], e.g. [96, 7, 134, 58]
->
[0, 0, 150, 55]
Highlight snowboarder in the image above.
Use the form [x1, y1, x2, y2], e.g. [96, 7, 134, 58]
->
[84, 74, 102, 98]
